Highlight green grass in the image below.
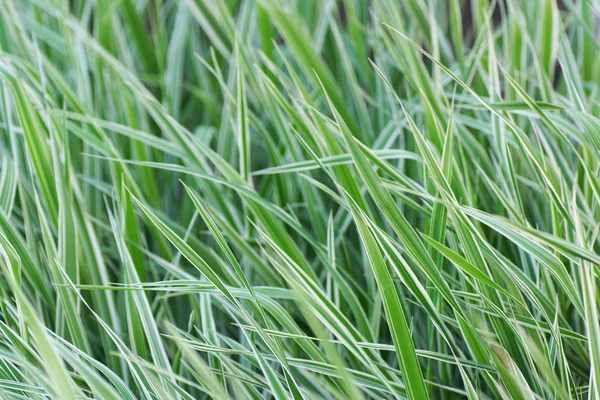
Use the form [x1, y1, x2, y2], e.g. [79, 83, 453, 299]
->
[0, 0, 599, 398]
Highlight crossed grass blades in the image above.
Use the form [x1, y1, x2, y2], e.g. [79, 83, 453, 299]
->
[0, 0, 599, 398]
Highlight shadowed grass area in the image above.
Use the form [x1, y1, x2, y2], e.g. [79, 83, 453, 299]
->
[0, 0, 599, 398]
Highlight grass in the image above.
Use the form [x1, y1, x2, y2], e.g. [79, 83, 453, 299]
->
[0, 0, 599, 398]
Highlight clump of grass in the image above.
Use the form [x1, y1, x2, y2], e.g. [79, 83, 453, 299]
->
[0, 0, 599, 398]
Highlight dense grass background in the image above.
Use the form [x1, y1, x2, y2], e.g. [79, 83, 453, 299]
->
[0, 0, 599, 398]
